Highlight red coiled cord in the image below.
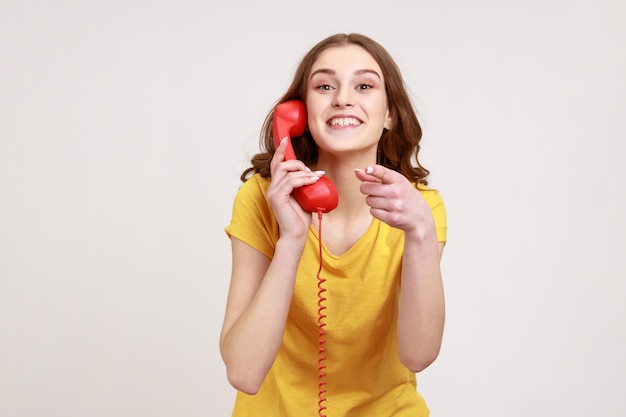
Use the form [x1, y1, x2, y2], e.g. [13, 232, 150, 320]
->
[316, 210, 328, 417]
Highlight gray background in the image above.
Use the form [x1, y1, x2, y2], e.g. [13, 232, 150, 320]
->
[1, 0, 625, 416]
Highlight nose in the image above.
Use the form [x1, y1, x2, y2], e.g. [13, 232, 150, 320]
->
[332, 86, 354, 108]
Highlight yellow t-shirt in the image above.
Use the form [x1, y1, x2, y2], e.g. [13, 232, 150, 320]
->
[225, 173, 447, 417]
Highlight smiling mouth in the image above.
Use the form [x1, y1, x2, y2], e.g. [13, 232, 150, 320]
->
[328, 117, 361, 127]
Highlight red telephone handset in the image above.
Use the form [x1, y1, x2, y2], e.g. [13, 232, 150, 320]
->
[272, 100, 338, 213]
[274, 100, 333, 415]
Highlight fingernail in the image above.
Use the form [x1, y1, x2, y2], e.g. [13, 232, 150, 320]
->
[366, 166, 374, 174]
[305, 167, 311, 172]
[314, 170, 325, 175]
[354, 168, 364, 172]
[280, 137, 288, 144]
[310, 176, 320, 181]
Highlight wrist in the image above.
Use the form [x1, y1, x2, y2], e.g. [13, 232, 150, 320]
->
[275, 233, 307, 255]
[404, 223, 438, 246]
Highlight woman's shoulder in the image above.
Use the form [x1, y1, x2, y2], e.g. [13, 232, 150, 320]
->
[231, 173, 273, 211]
[414, 182, 438, 192]
[414, 182, 447, 242]
[243, 172, 271, 186]
[414, 182, 444, 205]
[237, 173, 271, 194]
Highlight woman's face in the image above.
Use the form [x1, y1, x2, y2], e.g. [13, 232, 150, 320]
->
[306, 45, 391, 158]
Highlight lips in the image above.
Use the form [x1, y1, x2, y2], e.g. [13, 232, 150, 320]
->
[327, 116, 362, 127]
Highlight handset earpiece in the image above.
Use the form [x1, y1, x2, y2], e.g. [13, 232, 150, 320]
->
[272, 100, 338, 213]
[272, 100, 306, 161]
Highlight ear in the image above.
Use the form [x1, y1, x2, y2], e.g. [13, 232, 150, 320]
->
[384, 110, 392, 130]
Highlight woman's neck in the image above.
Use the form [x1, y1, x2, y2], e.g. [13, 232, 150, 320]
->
[314, 151, 376, 214]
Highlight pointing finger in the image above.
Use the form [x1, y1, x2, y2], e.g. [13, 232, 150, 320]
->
[358, 165, 395, 184]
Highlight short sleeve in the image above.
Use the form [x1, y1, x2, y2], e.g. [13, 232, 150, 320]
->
[416, 184, 447, 243]
[225, 174, 279, 259]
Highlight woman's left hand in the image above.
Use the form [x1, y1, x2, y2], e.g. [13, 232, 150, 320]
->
[354, 165, 435, 235]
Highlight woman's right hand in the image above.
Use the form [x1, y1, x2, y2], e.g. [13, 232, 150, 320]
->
[221, 138, 324, 394]
[266, 137, 324, 238]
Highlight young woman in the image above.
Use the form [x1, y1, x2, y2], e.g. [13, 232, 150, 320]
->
[220, 33, 447, 416]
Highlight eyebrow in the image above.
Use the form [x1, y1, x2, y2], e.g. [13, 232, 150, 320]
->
[310, 68, 382, 80]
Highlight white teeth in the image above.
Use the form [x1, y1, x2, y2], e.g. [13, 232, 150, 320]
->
[329, 117, 360, 127]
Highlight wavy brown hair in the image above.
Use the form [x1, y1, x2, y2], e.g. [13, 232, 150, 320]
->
[240, 33, 430, 185]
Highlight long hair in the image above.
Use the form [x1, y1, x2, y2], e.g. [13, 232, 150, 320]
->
[240, 33, 430, 185]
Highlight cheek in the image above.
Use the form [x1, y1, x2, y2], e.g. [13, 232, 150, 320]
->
[306, 118, 324, 140]
[376, 105, 391, 125]
[306, 106, 326, 133]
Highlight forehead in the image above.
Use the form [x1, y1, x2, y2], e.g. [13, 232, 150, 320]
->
[311, 44, 383, 77]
